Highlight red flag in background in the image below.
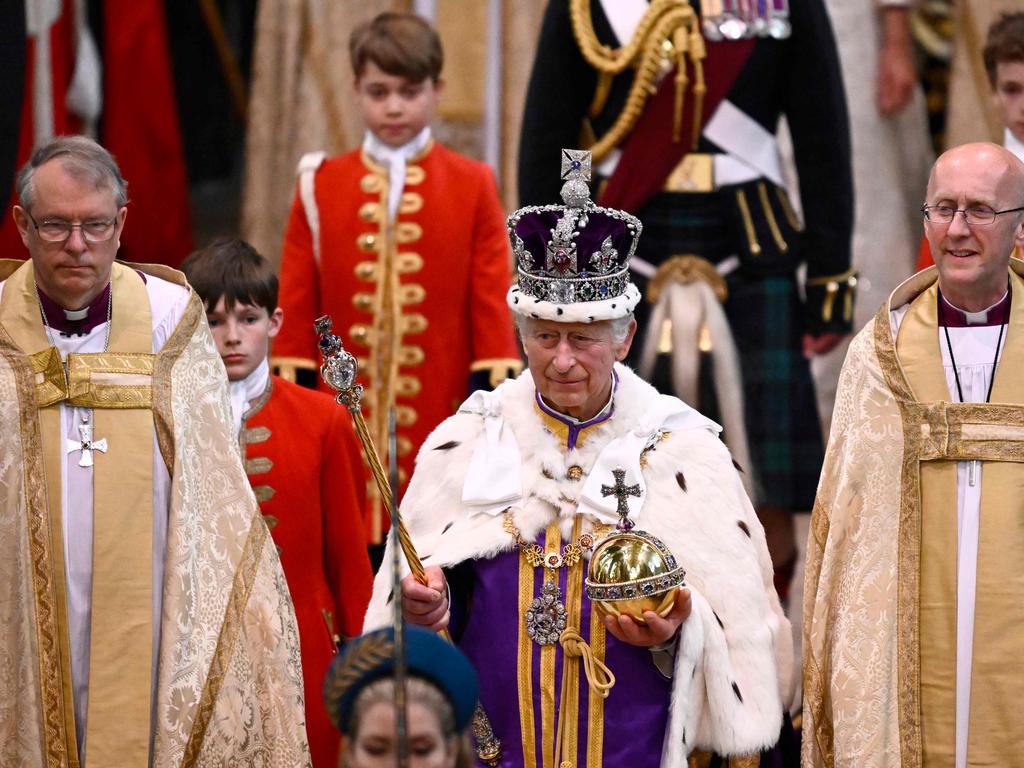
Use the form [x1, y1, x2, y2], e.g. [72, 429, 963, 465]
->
[102, 0, 191, 266]
[0, 1, 191, 268]
[0, 1, 78, 259]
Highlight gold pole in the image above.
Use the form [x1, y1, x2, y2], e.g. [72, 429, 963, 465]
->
[314, 316, 502, 765]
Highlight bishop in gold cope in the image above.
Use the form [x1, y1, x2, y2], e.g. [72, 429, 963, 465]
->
[0, 135, 308, 766]
[804, 143, 1024, 767]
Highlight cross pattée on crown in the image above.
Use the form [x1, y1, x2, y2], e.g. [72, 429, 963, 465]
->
[561, 149, 592, 183]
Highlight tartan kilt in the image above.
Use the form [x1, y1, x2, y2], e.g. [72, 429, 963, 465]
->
[626, 185, 823, 511]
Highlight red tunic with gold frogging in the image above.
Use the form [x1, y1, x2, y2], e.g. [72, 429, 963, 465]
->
[241, 375, 373, 767]
[273, 142, 521, 542]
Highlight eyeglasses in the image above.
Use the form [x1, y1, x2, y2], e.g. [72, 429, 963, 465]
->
[921, 204, 1024, 226]
[25, 211, 119, 243]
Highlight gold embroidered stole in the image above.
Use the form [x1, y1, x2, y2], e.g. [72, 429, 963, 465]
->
[0, 260, 156, 766]
[895, 272, 1024, 766]
[516, 516, 609, 768]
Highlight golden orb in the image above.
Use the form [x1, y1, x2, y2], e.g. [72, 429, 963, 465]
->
[585, 530, 685, 624]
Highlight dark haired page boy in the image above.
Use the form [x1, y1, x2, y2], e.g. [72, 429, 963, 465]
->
[183, 243, 373, 768]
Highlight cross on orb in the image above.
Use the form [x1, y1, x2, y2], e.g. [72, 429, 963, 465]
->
[601, 467, 641, 529]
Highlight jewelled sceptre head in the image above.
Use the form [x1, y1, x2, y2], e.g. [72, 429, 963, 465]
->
[313, 315, 503, 766]
[584, 467, 686, 624]
[315, 316, 363, 410]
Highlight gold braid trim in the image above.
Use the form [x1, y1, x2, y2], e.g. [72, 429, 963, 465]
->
[569, 0, 704, 162]
[646, 255, 728, 305]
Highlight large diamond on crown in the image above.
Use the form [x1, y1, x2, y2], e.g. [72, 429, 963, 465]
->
[548, 280, 575, 303]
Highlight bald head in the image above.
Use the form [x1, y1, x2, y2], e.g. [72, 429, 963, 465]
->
[923, 142, 1024, 311]
[926, 142, 1024, 203]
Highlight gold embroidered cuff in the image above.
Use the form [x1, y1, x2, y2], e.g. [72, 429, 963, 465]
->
[270, 356, 317, 383]
[806, 268, 859, 329]
[470, 358, 524, 389]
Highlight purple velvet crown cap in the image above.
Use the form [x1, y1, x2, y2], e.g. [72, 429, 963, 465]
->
[511, 209, 637, 276]
[506, 148, 642, 320]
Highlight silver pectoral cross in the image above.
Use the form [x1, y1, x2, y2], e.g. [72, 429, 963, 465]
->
[66, 416, 108, 467]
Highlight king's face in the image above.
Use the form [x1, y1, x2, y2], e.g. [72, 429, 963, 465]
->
[521, 318, 634, 421]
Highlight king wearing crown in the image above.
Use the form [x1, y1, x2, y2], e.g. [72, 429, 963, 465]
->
[364, 150, 794, 766]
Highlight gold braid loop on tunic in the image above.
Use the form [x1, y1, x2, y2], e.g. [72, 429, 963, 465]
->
[569, 0, 706, 160]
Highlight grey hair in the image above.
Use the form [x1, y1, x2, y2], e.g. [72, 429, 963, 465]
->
[16, 135, 128, 211]
[515, 312, 635, 345]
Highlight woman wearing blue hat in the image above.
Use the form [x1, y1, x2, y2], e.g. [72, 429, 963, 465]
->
[323, 626, 480, 768]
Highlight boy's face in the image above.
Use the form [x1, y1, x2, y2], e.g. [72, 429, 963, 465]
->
[993, 61, 1024, 144]
[354, 61, 443, 149]
[205, 297, 283, 382]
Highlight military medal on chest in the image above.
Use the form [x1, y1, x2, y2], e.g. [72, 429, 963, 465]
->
[585, 467, 686, 623]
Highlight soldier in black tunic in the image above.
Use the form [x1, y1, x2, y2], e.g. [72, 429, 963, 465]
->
[518, 0, 856, 597]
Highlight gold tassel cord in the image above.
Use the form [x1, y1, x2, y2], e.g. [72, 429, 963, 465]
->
[560, 628, 615, 698]
[688, 27, 707, 150]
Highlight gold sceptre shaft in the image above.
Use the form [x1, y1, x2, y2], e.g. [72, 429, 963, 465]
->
[314, 316, 502, 766]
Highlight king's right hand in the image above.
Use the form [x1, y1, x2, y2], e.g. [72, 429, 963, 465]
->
[401, 566, 449, 631]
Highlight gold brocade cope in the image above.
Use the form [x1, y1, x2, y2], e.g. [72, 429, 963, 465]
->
[894, 273, 1024, 767]
[0, 260, 156, 766]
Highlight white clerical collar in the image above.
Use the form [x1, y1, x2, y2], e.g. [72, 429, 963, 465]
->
[362, 127, 432, 221]
[1005, 128, 1024, 164]
[229, 357, 270, 439]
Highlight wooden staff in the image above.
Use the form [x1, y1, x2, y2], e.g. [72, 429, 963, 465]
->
[314, 316, 502, 765]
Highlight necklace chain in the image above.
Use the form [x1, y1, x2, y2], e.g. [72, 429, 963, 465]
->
[939, 290, 1005, 404]
[502, 512, 609, 571]
[36, 283, 113, 353]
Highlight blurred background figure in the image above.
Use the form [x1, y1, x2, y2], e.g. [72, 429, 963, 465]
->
[270, 12, 521, 554]
[323, 627, 479, 768]
[945, 0, 1024, 149]
[0, 0, 193, 266]
[808, 0, 932, 438]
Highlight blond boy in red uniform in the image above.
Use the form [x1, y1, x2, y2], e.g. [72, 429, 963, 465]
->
[272, 12, 521, 545]
[182, 239, 373, 767]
